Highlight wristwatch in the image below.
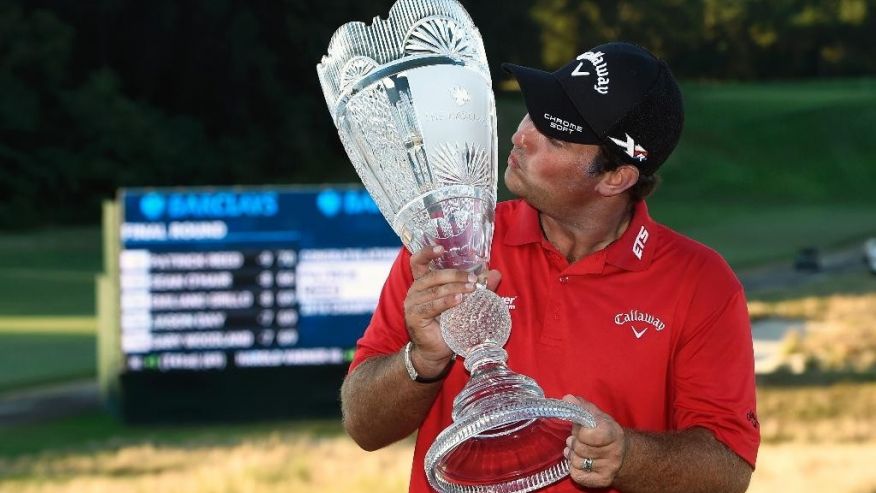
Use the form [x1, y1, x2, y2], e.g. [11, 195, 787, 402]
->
[403, 341, 456, 383]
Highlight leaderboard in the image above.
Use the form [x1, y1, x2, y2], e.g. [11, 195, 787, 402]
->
[118, 187, 400, 373]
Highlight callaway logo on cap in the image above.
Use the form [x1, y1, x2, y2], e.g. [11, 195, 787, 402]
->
[502, 42, 684, 174]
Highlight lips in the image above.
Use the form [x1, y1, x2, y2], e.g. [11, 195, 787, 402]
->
[508, 149, 522, 169]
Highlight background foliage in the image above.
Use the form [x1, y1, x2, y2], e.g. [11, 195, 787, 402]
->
[1, 0, 875, 228]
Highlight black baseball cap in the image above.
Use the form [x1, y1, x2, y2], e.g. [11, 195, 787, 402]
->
[502, 42, 684, 175]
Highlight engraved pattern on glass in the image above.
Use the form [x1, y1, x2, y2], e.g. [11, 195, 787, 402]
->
[393, 187, 492, 274]
[403, 17, 477, 61]
[316, 0, 489, 122]
[343, 82, 419, 211]
[450, 86, 471, 105]
[439, 288, 509, 357]
[386, 80, 432, 191]
[339, 56, 378, 94]
[336, 126, 396, 223]
[433, 142, 492, 192]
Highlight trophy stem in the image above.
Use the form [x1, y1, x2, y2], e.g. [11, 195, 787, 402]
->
[451, 343, 545, 426]
[462, 342, 508, 372]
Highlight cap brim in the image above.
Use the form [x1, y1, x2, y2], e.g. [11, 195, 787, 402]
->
[502, 63, 600, 145]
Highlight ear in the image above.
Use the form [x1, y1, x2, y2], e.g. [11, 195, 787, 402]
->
[595, 165, 639, 197]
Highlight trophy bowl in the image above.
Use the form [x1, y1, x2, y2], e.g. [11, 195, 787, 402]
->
[317, 1, 596, 491]
[317, 0, 497, 278]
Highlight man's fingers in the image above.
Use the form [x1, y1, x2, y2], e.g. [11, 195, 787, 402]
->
[411, 268, 477, 297]
[404, 269, 476, 327]
[410, 293, 465, 321]
[563, 395, 618, 448]
[566, 434, 613, 460]
[406, 280, 474, 319]
[572, 415, 619, 449]
[562, 395, 626, 489]
[410, 245, 445, 280]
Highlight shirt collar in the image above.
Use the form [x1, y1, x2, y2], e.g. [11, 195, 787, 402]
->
[504, 200, 543, 246]
[503, 199, 658, 272]
[604, 200, 657, 272]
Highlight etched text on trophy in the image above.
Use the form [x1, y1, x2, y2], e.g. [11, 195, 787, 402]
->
[424, 111, 486, 123]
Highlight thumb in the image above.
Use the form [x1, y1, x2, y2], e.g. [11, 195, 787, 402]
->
[564, 394, 603, 414]
[563, 395, 602, 428]
[563, 394, 585, 406]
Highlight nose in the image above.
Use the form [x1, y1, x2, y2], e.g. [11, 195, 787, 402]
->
[511, 115, 533, 149]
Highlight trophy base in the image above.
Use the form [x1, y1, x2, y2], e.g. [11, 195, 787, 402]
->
[424, 344, 596, 493]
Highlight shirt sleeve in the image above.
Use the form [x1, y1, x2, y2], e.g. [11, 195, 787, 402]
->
[672, 262, 760, 468]
[348, 246, 413, 373]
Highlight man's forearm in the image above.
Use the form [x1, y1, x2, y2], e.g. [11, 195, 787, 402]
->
[340, 350, 444, 451]
[614, 427, 752, 493]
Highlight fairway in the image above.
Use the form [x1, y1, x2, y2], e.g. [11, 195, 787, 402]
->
[659, 78, 876, 204]
[649, 202, 876, 268]
[0, 317, 96, 392]
[0, 227, 101, 317]
[2, 383, 876, 493]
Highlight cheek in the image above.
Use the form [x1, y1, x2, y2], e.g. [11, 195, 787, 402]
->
[551, 160, 594, 195]
[544, 158, 584, 182]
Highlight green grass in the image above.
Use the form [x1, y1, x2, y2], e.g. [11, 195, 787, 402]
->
[0, 410, 344, 458]
[749, 270, 876, 302]
[0, 228, 100, 389]
[648, 201, 876, 268]
[656, 78, 876, 204]
[0, 317, 96, 392]
[0, 227, 101, 316]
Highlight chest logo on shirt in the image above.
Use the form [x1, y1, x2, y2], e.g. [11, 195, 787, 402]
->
[501, 295, 518, 310]
[614, 309, 665, 339]
[632, 226, 649, 260]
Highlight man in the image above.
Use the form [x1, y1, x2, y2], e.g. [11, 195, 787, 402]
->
[341, 42, 759, 492]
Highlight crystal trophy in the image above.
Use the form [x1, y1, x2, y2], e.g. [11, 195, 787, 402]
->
[317, 1, 595, 491]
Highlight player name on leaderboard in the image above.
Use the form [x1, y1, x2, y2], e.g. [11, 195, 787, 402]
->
[120, 248, 300, 370]
[118, 188, 398, 373]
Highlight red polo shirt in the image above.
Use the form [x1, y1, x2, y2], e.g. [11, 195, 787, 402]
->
[351, 199, 760, 493]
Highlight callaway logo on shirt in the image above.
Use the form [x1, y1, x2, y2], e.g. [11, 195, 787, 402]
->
[614, 309, 666, 340]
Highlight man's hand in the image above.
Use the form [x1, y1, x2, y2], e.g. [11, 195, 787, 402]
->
[403, 245, 501, 376]
[563, 394, 628, 489]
